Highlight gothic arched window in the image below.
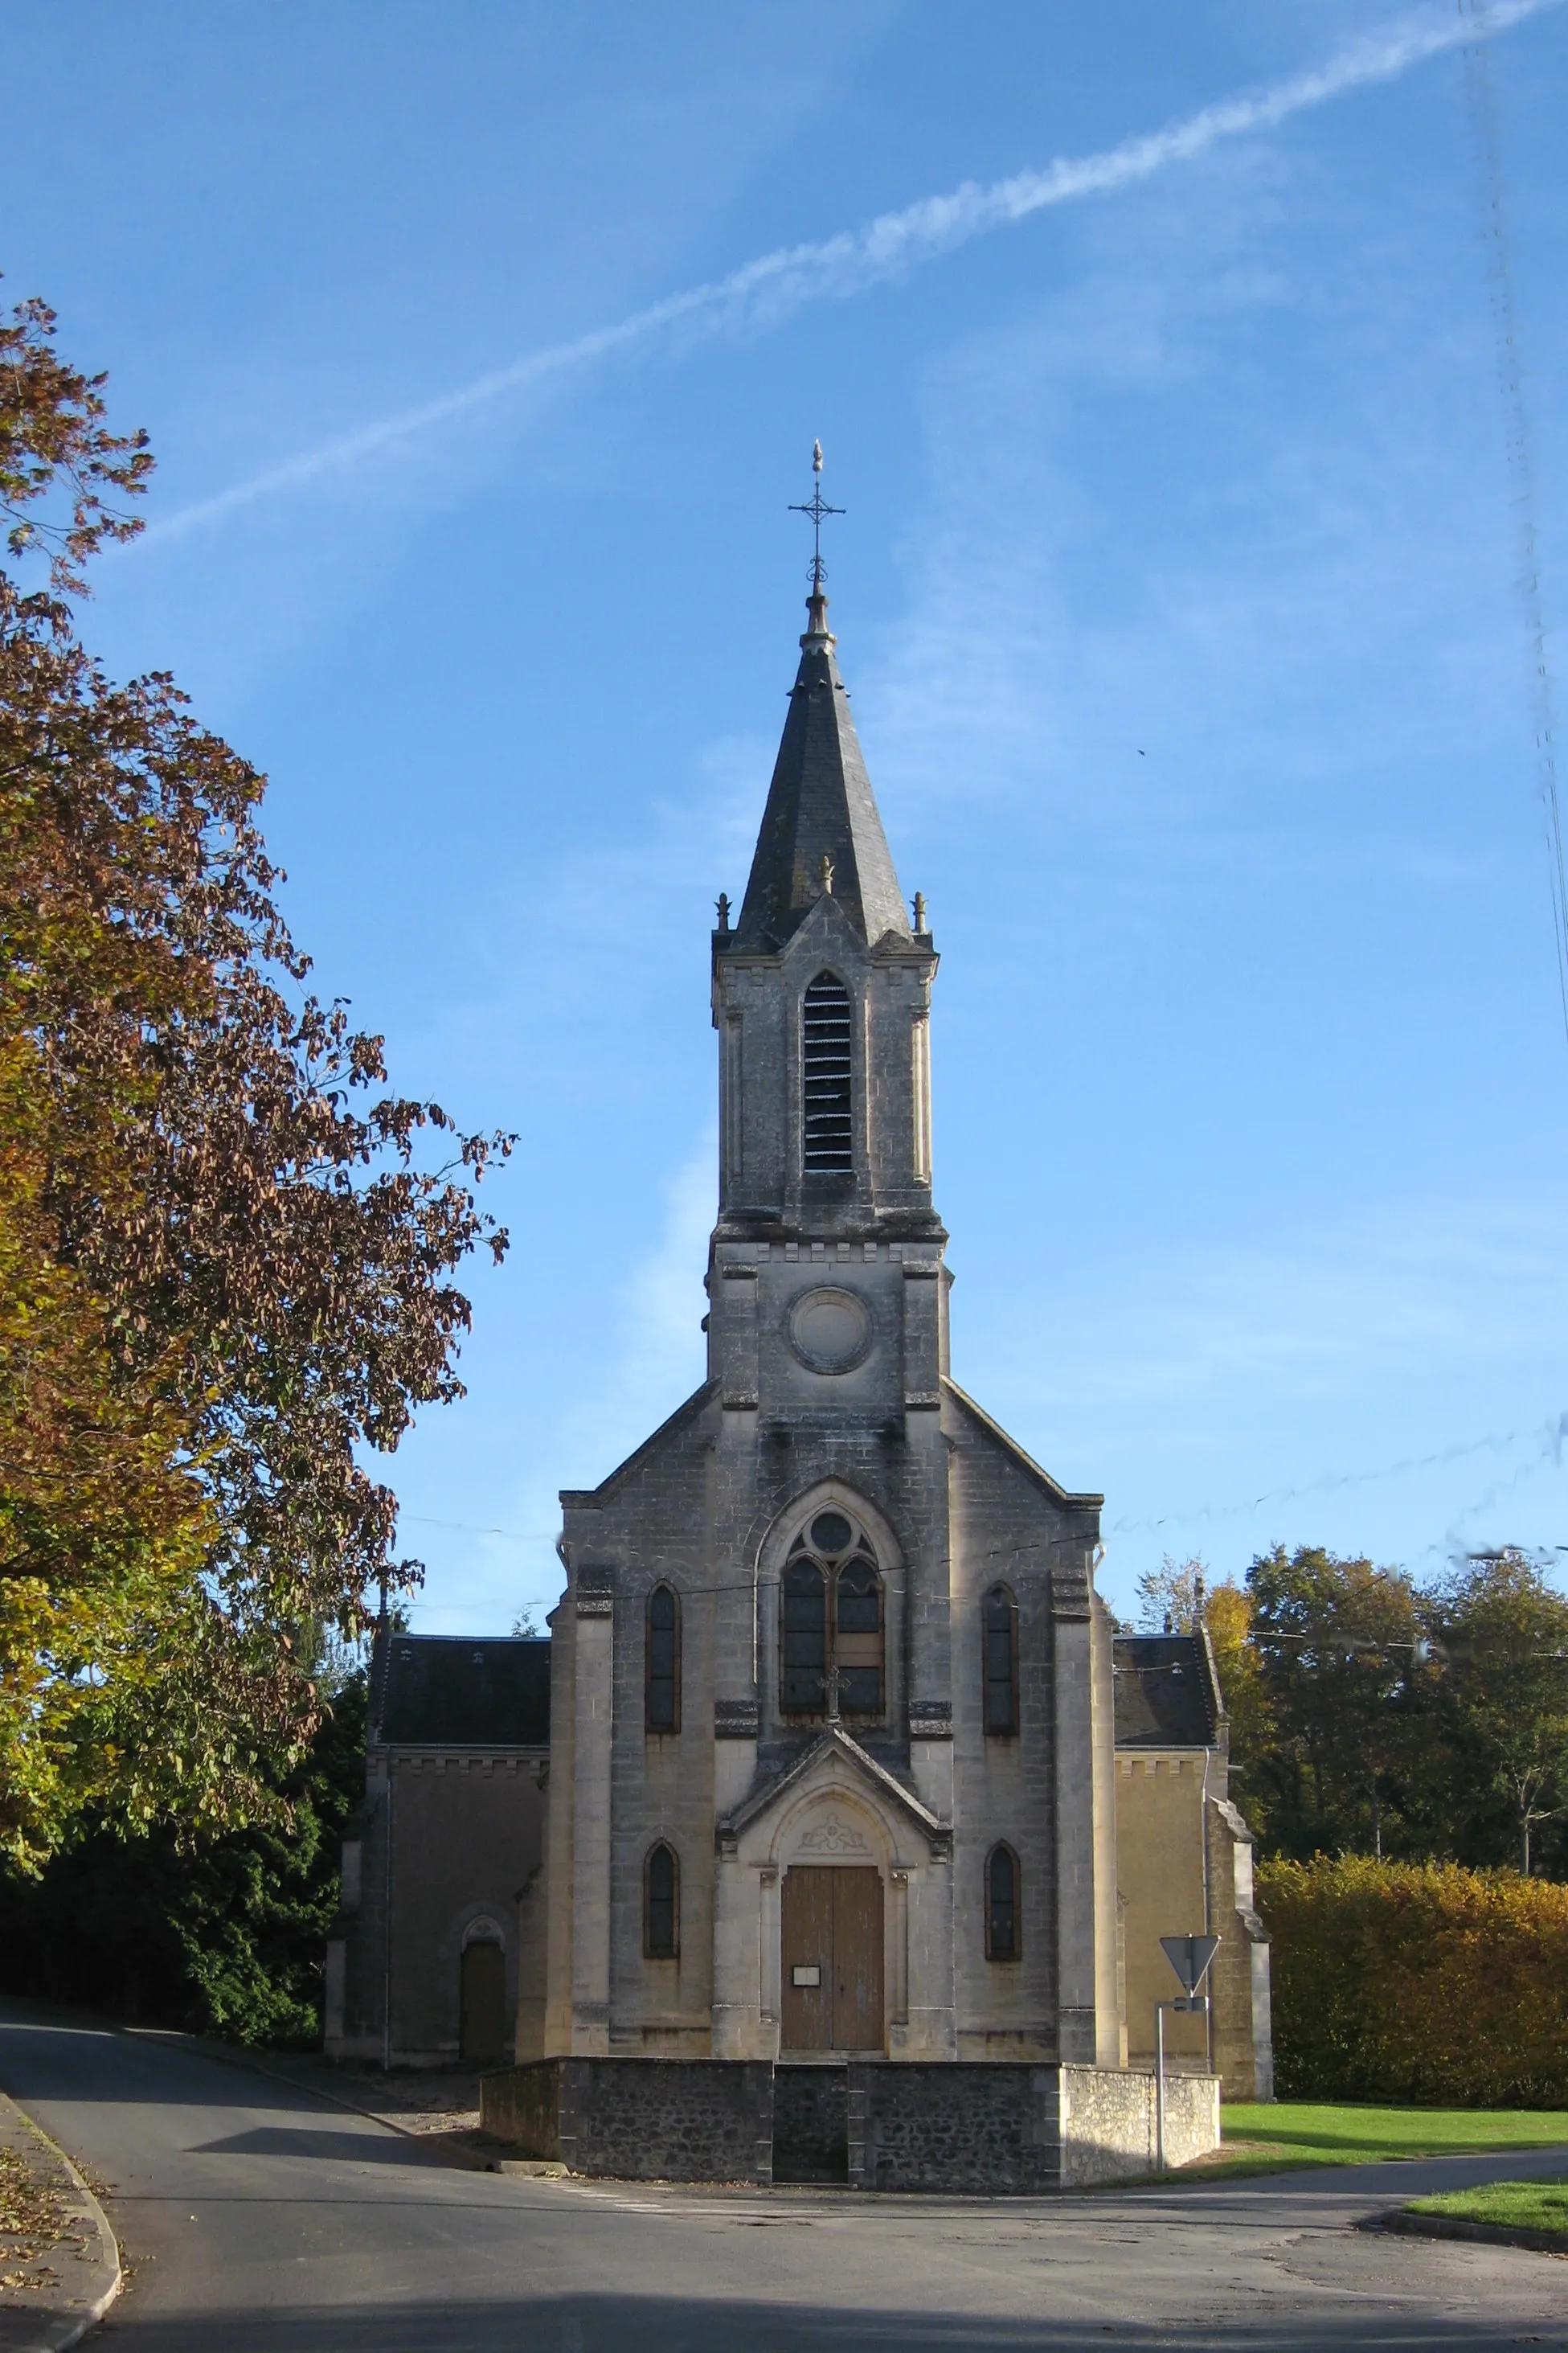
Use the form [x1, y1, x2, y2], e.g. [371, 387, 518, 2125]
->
[984, 1584, 1019, 1737]
[802, 973, 854, 1173]
[782, 1555, 827, 1715]
[780, 1508, 882, 1720]
[985, 1843, 1021, 1962]
[645, 1843, 679, 1959]
[646, 1584, 681, 1734]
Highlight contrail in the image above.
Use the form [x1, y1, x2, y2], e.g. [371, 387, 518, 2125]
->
[149, 0, 1558, 543]
[1460, 2, 1568, 1055]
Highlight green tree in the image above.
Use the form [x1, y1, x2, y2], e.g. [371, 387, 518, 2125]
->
[0, 1671, 367, 2042]
[1133, 1553, 1208, 1634]
[1132, 1555, 1268, 1793]
[1243, 1544, 1438, 1862]
[0, 288, 510, 1866]
[1429, 1550, 1568, 1875]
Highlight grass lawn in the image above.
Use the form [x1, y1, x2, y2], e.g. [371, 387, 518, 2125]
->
[1181, 2103, 1568, 2181]
[1406, 2179, 1568, 2237]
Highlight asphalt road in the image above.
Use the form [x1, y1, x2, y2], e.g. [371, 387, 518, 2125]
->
[4, 2002, 1568, 2351]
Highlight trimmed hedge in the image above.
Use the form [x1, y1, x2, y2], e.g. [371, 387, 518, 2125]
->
[1257, 1856, 1568, 2107]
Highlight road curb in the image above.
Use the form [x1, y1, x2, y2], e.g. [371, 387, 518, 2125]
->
[1370, 2207, 1568, 2257]
[0, 2092, 121, 2353]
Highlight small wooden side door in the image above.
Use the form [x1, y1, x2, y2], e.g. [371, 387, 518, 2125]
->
[780, 1867, 835, 2052]
[460, 1939, 506, 2064]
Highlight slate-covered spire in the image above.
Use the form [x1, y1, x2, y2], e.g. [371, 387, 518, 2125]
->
[731, 587, 911, 953]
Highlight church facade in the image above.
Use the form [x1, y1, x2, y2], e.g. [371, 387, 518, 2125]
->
[543, 574, 1124, 2070]
[326, 570, 1271, 2152]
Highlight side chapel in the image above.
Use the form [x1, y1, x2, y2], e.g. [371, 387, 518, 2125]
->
[326, 551, 1272, 2121]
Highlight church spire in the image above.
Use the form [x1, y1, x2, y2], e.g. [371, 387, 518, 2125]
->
[731, 449, 911, 955]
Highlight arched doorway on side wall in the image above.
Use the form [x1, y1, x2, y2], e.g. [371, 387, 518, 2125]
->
[459, 1919, 506, 2064]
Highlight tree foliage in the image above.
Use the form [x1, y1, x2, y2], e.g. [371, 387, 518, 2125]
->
[1238, 1544, 1435, 1863]
[1259, 1855, 1568, 2106]
[1134, 1553, 1267, 1781]
[0, 289, 510, 1866]
[1428, 1551, 1568, 1875]
[1173, 1541, 1568, 1878]
[0, 1673, 367, 2043]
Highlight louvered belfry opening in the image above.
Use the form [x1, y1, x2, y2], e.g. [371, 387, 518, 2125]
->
[802, 972, 854, 1173]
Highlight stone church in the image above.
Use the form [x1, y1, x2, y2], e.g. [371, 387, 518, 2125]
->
[326, 561, 1271, 2176]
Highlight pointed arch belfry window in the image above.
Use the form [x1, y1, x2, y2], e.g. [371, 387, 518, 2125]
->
[780, 1506, 882, 1719]
[802, 974, 854, 1172]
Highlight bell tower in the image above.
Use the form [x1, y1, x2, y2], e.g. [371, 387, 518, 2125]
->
[706, 557, 949, 1427]
[711, 583, 942, 1244]
[543, 469, 1123, 2084]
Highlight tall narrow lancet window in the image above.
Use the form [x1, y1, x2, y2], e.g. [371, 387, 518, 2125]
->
[984, 1584, 1019, 1737]
[782, 1556, 827, 1714]
[985, 1843, 1021, 1962]
[802, 974, 854, 1172]
[645, 1843, 679, 1959]
[645, 1584, 680, 1734]
[780, 1509, 883, 1719]
[835, 1556, 882, 1716]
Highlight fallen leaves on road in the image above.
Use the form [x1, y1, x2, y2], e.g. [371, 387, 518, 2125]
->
[0, 2140, 85, 2296]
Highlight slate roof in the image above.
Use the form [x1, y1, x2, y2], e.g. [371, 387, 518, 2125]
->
[731, 592, 911, 953]
[1112, 1634, 1224, 1749]
[373, 1634, 551, 1748]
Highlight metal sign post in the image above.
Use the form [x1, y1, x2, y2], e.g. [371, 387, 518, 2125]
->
[1154, 1934, 1221, 2173]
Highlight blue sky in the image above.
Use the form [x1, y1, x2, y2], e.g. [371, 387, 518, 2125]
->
[5, 0, 1567, 1630]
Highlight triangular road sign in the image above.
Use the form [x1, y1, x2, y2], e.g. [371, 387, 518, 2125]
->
[1160, 1933, 1221, 1994]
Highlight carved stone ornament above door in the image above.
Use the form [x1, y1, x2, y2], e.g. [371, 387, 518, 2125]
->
[798, 1814, 871, 1855]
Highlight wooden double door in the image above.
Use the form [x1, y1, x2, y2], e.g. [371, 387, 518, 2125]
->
[780, 1866, 884, 2053]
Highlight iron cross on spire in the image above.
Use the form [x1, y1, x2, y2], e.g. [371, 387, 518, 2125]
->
[788, 439, 845, 591]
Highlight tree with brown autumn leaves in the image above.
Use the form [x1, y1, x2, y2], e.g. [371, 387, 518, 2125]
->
[0, 289, 509, 1868]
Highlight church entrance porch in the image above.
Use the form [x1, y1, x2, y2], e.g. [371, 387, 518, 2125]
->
[780, 1865, 884, 2053]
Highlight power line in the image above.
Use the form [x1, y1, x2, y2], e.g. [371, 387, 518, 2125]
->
[402, 1413, 1568, 1563]
[403, 1515, 557, 1543]
[1106, 1412, 1567, 1538]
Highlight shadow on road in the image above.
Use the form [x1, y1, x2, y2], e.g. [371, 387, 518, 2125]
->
[186, 2125, 461, 2167]
[0, 2005, 366, 2117]
[88, 2286, 1568, 2351]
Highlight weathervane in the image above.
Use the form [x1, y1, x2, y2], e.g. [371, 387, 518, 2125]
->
[788, 439, 845, 592]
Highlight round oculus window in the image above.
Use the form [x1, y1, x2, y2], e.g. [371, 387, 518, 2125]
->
[809, 1511, 854, 1554]
[787, 1287, 873, 1375]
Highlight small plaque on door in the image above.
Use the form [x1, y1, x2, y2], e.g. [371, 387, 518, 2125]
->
[791, 1964, 821, 1988]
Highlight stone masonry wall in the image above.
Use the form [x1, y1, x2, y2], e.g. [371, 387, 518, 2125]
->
[1061, 2063, 1219, 2184]
[482, 2058, 775, 2184]
[480, 2059, 563, 2161]
[948, 1422, 1062, 2057]
[387, 1753, 546, 2063]
[482, 2059, 1218, 2188]
[848, 2063, 1060, 2192]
